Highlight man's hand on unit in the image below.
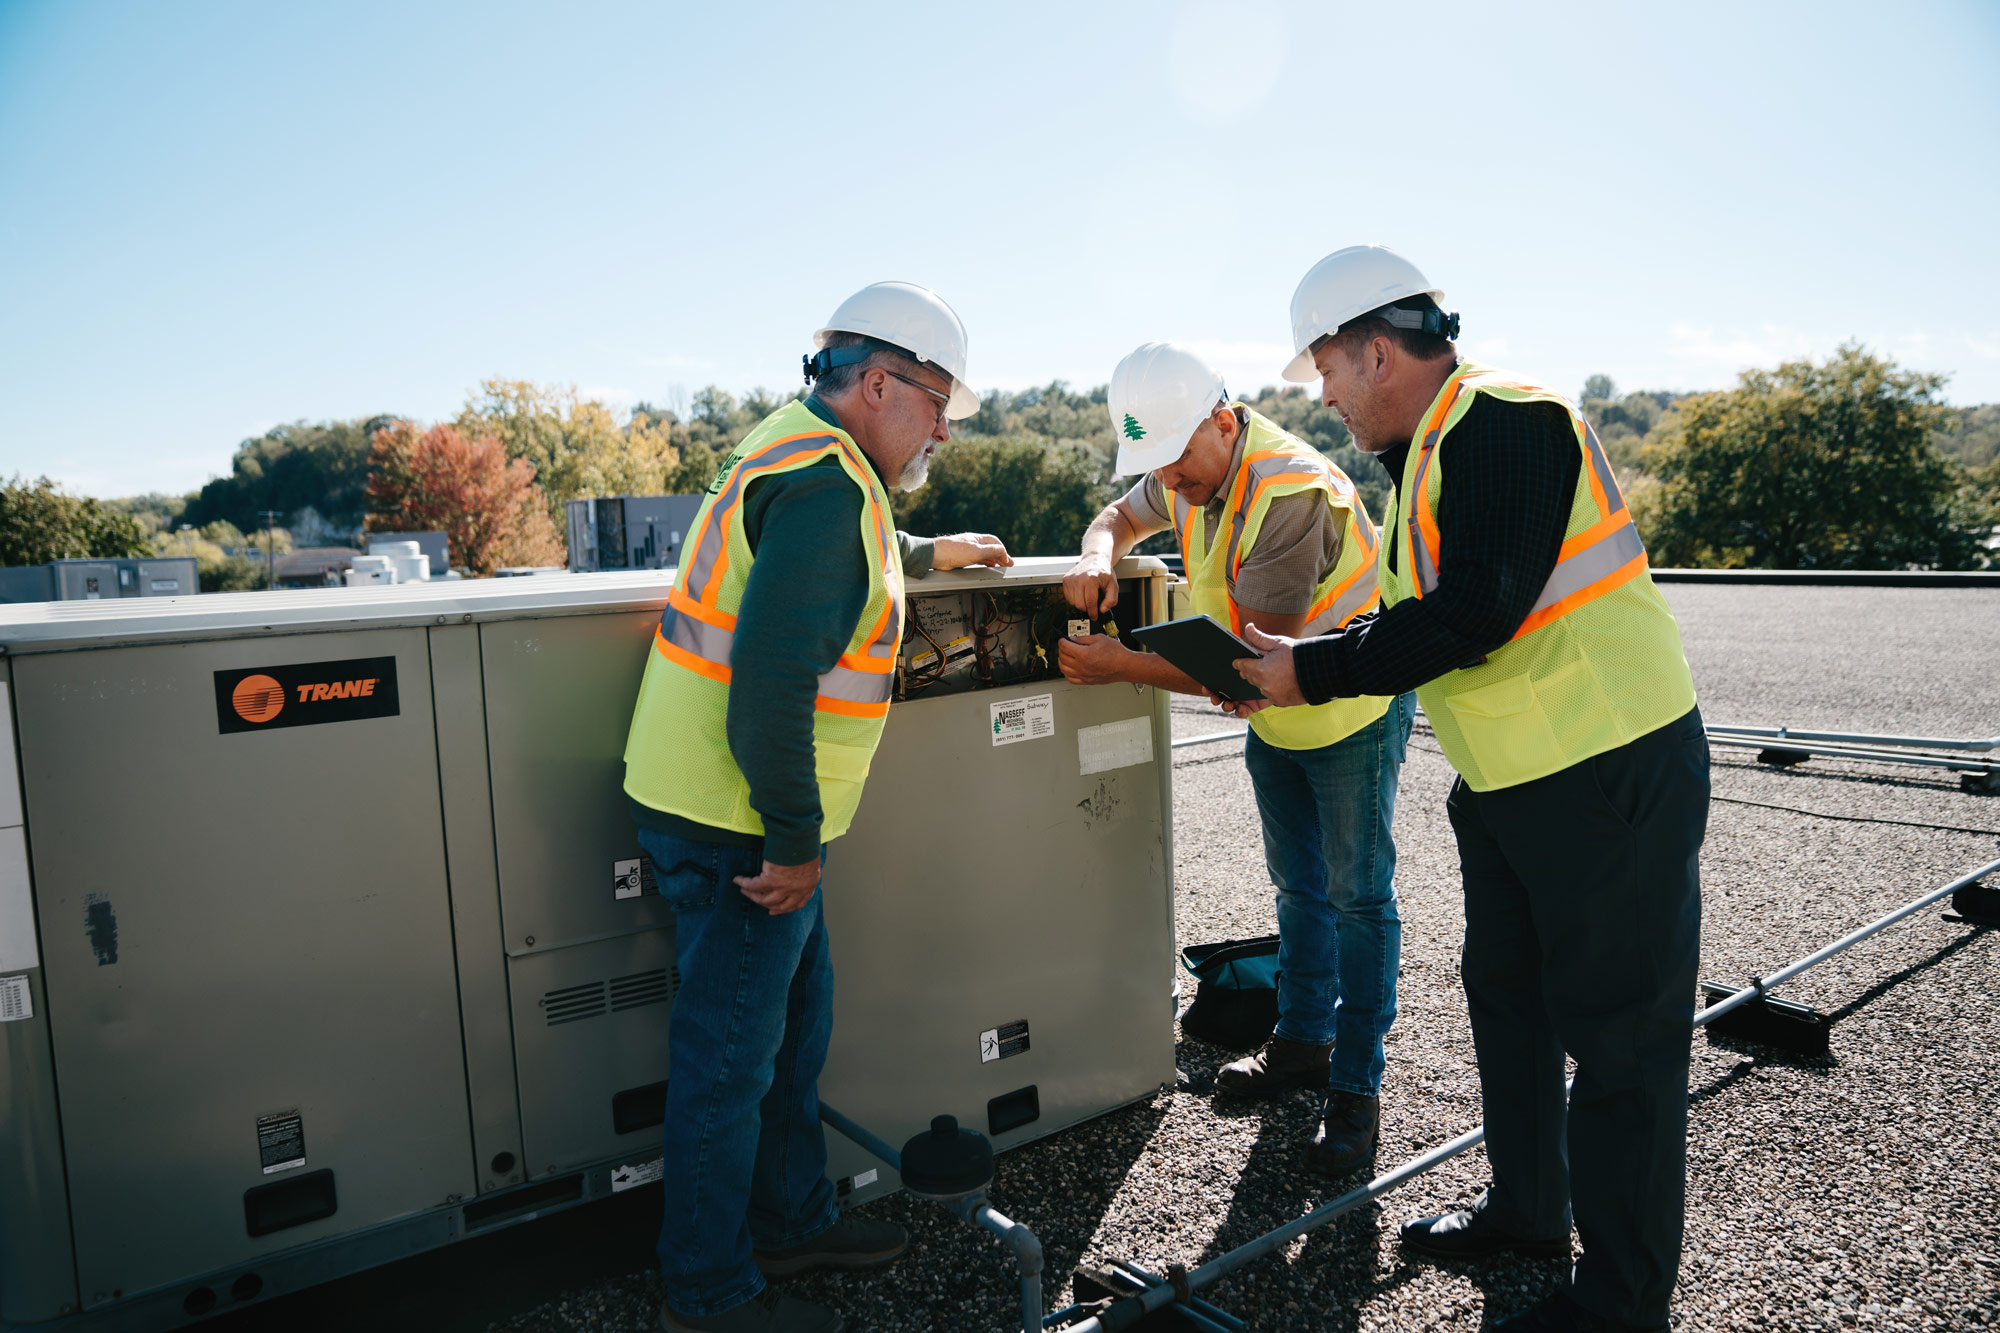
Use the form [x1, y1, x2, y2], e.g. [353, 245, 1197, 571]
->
[931, 533, 1014, 570]
[735, 859, 821, 915]
[1061, 556, 1119, 616]
[1057, 633, 1134, 686]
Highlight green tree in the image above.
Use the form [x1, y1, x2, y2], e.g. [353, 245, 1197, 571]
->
[454, 379, 679, 516]
[181, 418, 388, 535]
[893, 438, 1116, 557]
[1637, 344, 1989, 570]
[150, 520, 288, 592]
[1, 476, 150, 566]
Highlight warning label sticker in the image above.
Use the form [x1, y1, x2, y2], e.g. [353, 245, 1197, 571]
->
[257, 1110, 306, 1175]
[613, 857, 656, 901]
[611, 1157, 664, 1192]
[979, 1019, 1031, 1063]
[990, 694, 1055, 747]
[0, 975, 31, 1023]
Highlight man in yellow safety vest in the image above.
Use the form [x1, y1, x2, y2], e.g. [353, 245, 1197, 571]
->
[1059, 341, 1415, 1176]
[1233, 246, 1709, 1333]
[623, 281, 1010, 1333]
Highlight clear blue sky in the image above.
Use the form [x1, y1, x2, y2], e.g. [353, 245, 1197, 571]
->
[2, 0, 1996, 498]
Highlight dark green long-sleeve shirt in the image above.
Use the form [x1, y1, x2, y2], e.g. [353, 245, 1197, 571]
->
[630, 395, 934, 863]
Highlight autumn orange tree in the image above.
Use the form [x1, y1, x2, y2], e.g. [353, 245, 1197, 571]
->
[365, 422, 566, 575]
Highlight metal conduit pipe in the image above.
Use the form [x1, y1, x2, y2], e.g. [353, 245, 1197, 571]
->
[1704, 735, 1999, 776]
[817, 1104, 1047, 1333]
[1705, 724, 2000, 754]
[967, 1202, 1044, 1333]
[1061, 853, 2000, 1333]
[1170, 729, 1248, 751]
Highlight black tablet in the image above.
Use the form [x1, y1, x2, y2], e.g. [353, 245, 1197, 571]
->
[1125, 615, 1266, 701]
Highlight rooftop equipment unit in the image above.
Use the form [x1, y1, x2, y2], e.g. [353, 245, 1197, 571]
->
[0, 556, 1176, 1330]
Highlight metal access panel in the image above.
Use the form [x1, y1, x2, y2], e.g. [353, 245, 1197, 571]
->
[505, 930, 678, 1177]
[818, 563, 1179, 1200]
[476, 609, 680, 1176]
[12, 628, 476, 1306]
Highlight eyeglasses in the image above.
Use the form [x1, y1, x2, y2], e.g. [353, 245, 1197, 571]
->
[882, 369, 951, 427]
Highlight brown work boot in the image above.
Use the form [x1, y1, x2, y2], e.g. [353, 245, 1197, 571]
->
[1213, 1037, 1332, 1098]
[661, 1288, 844, 1333]
[1302, 1090, 1379, 1176]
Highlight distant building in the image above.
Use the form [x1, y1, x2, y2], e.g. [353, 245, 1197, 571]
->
[275, 547, 364, 588]
[0, 556, 199, 604]
[565, 496, 701, 572]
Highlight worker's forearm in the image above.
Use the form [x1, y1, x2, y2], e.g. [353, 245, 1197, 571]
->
[1080, 505, 1140, 566]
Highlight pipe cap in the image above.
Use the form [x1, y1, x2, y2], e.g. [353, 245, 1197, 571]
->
[898, 1115, 994, 1198]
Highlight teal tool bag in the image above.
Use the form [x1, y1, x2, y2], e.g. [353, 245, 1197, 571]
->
[1178, 934, 1280, 1051]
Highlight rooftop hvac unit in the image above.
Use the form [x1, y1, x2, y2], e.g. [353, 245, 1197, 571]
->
[0, 556, 1176, 1330]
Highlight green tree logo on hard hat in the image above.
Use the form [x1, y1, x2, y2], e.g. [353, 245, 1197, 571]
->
[1121, 414, 1146, 441]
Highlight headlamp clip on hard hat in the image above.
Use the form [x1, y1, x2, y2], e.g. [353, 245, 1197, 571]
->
[1379, 305, 1462, 341]
[803, 344, 874, 387]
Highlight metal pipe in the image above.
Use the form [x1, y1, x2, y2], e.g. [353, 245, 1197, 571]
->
[817, 1103, 902, 1171]
[1693, 854, 2000, 1026]
[1704, 735, 1998, 775]
[970, 1201, 1044, 1333]
[818, 1106, 1046, 1333]
[1062, 854, 2000, 1333]
[1171, 729, 1247, 751]
[1705, 724, 2000, 754]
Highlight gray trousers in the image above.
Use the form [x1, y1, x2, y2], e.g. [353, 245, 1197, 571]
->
[1445, 708, 1709, 1326]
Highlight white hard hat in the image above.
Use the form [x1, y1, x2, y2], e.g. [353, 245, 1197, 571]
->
[1108, 342, 1228, 476]
[813, 281, 980, 420]
[1282, 244, 1446, 383]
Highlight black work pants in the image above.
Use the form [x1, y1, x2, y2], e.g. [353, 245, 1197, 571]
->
[1446, 707, 1709, 1326]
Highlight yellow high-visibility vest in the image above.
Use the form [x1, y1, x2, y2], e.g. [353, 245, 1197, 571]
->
[622, 400, 905, 841]
[1177, 407, 1392, 750]
[1378, 363, 1697, 790]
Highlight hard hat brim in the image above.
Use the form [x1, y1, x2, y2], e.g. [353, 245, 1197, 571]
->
[1281, 348, 1319, 383]
[1113, 436, 1187, 477]
[946, 379, 980, 421]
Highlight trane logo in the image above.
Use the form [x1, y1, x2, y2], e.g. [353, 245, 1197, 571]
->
[295, 679, 380, 703]
[215, 656, 400, 734]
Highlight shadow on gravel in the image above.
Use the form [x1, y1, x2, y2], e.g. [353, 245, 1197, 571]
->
[1694, 923, 1994, 1083]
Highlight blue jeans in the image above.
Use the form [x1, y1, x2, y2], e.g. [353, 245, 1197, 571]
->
[1242, 692, 1414, 1098]
[638, 828, 839, 1317]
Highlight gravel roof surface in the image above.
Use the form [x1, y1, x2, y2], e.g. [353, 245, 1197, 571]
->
[488, 584, 2000, 1333]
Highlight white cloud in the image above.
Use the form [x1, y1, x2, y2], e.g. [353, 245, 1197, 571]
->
[1665, 322, 1821, 367]
[1966, 334, 2000, 361]
[635, 351, 717, 374]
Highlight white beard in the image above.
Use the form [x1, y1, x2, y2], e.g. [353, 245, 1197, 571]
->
[895, 447, 932, 492]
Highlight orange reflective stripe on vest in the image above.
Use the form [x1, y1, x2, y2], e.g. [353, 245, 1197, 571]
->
[656, 430, 902, 718]
[1175, 448, 1381, 638]
[1402, 370, 1646, 640]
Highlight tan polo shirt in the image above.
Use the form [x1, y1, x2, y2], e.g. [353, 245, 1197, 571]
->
[1123, 408, 1346, 615]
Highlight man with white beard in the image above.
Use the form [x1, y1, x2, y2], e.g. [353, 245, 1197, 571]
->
[623, 281, 1009, 1332]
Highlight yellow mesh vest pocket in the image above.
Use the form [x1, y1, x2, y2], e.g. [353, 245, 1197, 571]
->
[1440, 671, 1565, 786]
[814, 738, 878, 837]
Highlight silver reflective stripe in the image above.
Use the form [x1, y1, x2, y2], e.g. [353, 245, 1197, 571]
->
[1581, 421, 1626, 511]
[1225, 454, 1333, 573]
[818, 664, 893, 705]
[661, 599, 733, 665]
[680, 433, 842, 599]
[1525, 520, 1646, 618]
[665, 601, 892, 705]
[1410, 517, 1440, 595]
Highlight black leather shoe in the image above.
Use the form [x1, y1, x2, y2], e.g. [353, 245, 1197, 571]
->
[1214, 1037, 1332, 1097]
[1493, 1292, 1667, 1332]
[1399, 1190, 1570, 1260]
[1301, 1090, 1378, 1175]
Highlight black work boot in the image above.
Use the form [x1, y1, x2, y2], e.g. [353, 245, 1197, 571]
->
[1302, 1089, 1379, 1175]
[1213, 1037, 1332, 1097]
[753, 1212, 907, 1276]
[1399, 1189, 1571, 1261]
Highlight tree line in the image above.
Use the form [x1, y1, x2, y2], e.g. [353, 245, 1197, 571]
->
[7, 345, 1996, 587]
